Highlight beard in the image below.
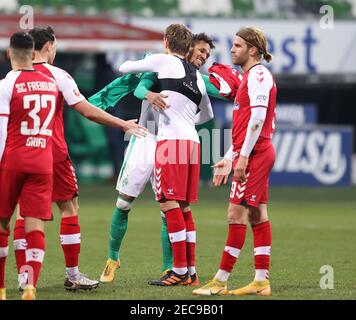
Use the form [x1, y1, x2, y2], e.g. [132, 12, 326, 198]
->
[232, 54, 248, 66]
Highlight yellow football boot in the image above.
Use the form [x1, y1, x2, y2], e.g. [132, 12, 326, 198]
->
[192, 278, 227, 296]
[21, 284, 36, 300]
[229, 280, 272, 296]
[100, 259, 120, 283]
[0, 288, 6, 300]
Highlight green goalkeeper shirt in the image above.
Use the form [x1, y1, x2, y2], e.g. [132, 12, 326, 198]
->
[88, 72, 227, 111]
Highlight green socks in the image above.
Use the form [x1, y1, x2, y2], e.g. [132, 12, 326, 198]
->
[108, 206, 129, 261]
[108, 207, 173, 271]
[161, 214, 173, 271]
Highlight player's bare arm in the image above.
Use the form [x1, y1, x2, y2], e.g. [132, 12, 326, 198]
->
[72, 100, 147, 138]
[212, 145, 234, 186]
[212, 158, 232, 186]
[233, 156, 249, 183]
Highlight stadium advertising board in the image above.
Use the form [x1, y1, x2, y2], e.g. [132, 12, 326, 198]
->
[276, 104, 317, 126]
[213, 102, 318, 127]
[131, 17, 356, 74]
[212, 103, 351, 186]
[271, 125, 353, 186]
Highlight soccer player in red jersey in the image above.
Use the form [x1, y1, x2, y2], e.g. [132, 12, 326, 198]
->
[13, 26, 146, 292]
[0, 32, 59, 300]
[193, 27, 276, 296]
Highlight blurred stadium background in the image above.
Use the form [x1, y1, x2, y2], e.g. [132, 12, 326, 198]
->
[0, 1, 356, 300]
[1, 0, 355, 186]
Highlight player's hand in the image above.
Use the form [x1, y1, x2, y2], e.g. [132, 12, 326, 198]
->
[212, 158, 232, 187]
[233, 155, 249, 183]
[123, 119, 148, 138]
[145, 91, 169, 111]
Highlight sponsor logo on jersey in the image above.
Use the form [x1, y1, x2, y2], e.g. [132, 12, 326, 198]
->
[231, 68, 238, 76]
[273, 130, 347, 185]
[167, 188, 174, 195]
[233, 102, 240, 111]
[256, 95, 267, 103]
[183, 81, 198, 94]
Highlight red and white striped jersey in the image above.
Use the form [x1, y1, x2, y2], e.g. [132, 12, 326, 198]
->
[232, 64, 277, 154]
[32, 63, 85, 163]
[0, 70, 59, 174]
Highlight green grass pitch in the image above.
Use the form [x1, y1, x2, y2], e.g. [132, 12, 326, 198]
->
[4, 184, 356, 300]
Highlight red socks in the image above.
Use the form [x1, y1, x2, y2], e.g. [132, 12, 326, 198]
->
[14, 219, 27, 274]
[60, 216, 81, 268]
[219, 224, 247, 272]
[25, 230, 45, 287]
[0, 231, 9, 288]
[165, 208, 187, 271]
[252, 221, 272, 272]
[183, 210, 196, 275]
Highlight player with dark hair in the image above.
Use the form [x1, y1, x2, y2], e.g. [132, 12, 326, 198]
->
[0, 32, 59, 300]
[118, 24, 214, 286]
[193, 27, 276, 296]
[12, 26, 146, 292]
[98, 32, 218, 286]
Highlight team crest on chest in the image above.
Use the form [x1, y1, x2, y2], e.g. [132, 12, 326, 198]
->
[233, 101, 240, 111]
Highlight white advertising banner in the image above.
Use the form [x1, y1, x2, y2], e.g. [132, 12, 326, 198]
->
[128, 17, 356, 75]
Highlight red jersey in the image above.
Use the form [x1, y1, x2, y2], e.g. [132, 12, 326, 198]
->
[32, 63, 85, 163]
[0, 70, 59, 173]
[232, 64, 277, 154]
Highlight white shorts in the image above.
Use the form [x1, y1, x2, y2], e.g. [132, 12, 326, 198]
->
[116, 133, 156, 198]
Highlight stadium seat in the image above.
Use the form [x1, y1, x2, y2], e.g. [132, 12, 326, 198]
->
[18, 0, 46, 8]
[0, 0, 18, 13]
[12, 0, 355, 18]
[99, 0, 128, 12]
[252, 0, 279, 17]
[348, 0, 356, 18]
[326, 0, 352, 18]
[204, 0, 233, 16]
[127, 0, 155, 16]
[178, 0, 206, 16]
[47, 0, 73, 8]
[153, 0, 179, 16]
[231, 0, 255, 17]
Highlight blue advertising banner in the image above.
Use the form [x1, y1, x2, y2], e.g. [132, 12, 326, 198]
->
[271, 125, 353, 186]
[277, 104, 317, 126]
[212, 102, 317, 127]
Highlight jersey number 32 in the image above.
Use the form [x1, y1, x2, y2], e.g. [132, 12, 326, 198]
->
[21, 94, 56, 136]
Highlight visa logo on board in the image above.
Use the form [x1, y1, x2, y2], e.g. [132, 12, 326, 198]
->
[272, 131, 348, 185]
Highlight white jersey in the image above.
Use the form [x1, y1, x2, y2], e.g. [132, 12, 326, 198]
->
[119, 54, 213, 143]
[138, 99, 160, 135]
